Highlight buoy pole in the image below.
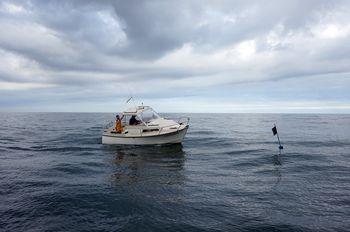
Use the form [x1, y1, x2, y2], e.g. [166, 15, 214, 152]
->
[272, 124, 283, 152]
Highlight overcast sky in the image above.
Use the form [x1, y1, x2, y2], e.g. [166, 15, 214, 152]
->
[1, 0, 350, 113]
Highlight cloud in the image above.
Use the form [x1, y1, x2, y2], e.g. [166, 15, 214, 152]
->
[0, 82, 56, 90]
[0, 0, 350, 112]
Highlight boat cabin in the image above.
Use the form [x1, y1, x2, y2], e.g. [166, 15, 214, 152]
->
[122, 106, 160, 126]
[115, 106, 181, 136]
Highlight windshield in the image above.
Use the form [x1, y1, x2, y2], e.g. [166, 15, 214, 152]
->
[139, 108, 160, 122]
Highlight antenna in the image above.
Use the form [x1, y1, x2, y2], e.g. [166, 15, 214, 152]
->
[125, 85, 137, 108]
[126, 96, 136, 108]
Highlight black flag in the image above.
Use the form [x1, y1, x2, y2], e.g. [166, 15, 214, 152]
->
[272, 126, 277, 136]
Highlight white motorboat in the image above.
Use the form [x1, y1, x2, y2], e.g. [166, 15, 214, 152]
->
[102, 106, 189, 145]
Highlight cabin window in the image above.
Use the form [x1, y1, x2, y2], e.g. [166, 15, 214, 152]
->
[140, 109, 160, 122]
[142, 128, 159, 133]
[123, 115, 144, 126]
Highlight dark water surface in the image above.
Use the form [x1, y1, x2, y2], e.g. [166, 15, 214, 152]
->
[1, 113, 349, 232]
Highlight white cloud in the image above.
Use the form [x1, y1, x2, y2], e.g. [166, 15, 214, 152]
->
[312, 24, 350, 39]
[0, 48, 48, 83]
[144, 97, 350, 113]
[234, 40, 256, 60]
[0, 2, 29, 14]
[0, 81, 56, 90]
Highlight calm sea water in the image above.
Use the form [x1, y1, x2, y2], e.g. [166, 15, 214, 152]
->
[0, 113, 349, 232]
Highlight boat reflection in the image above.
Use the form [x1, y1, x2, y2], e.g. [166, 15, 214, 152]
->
[108, 144, 186, 185]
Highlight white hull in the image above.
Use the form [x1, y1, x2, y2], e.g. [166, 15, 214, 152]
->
[102, 125, 188, 145]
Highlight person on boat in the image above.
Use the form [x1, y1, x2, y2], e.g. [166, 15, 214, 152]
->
[129, 115, 140, 125]
[115, 115, 123, 133]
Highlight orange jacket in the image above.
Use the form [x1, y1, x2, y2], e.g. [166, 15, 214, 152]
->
[115, 119, 122, 133]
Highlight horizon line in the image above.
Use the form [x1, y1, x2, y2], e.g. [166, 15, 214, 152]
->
[1, 111, 349, 115]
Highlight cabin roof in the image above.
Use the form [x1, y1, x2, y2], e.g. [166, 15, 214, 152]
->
[123, 106, 151, 115]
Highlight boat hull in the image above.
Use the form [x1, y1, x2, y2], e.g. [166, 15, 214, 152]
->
[102, 125, 188, 145]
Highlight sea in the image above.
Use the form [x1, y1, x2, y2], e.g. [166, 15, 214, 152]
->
[0, 113, 349, 232]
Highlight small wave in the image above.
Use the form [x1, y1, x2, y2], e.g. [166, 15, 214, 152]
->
[190, 130, 215, 135]
[0, 137, 19, 143]
[5, 146, 33, 151]
[81, 161, 106, 168]
[51, 163, 95, 175]
[241, 223, 311, 232]
[29, 146, 98, 152]
[226, 148, 267, 155]
[288, 141, 350, 147]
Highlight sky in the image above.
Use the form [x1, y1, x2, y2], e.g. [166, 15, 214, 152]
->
[0, 0, 350, 113]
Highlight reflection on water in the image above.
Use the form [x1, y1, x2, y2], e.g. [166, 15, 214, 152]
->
[271, 166, 282, 190]
[273, 154, 282, 165]
[107, 144, 186, 185]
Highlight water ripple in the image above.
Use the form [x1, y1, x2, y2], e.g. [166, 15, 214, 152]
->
[0, 113, 349, 231]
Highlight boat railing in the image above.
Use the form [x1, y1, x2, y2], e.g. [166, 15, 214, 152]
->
[164, 117, 190, 125]
[140, 128, 144, 136]
[157, 117, 190, 135]
[177, 117, 190, 126]
[104, 121, 114, 129]
[158, 127, 163, 135]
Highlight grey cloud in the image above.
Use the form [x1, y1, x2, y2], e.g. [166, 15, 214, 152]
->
[1, 0, 350, 112]
[25, 0, 344, 60]
[1, 0, 347, 69]
[109, 0, 341, 58]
